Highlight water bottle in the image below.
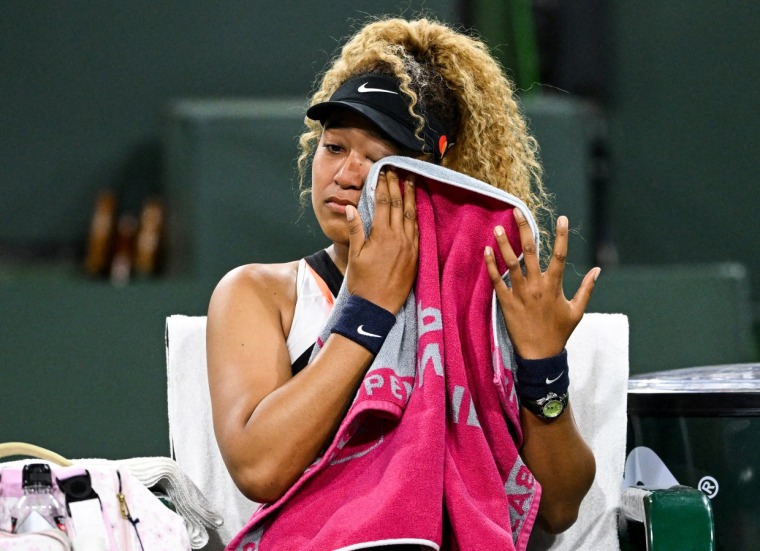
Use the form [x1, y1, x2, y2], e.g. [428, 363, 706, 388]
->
[10, 463, 67, 534]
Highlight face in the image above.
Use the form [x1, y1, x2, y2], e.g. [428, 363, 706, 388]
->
[311, 110, 406, 245]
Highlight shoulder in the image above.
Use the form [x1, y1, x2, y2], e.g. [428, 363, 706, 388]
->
[209, 261, 300, 329]
[212, 261, 299, 303]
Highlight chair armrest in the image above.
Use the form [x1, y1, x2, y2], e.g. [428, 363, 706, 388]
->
[619, 486, 715, 551]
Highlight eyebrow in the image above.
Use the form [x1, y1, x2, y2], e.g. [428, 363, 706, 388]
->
[323, 122, 400, 151]
[327, 124, 428, 164]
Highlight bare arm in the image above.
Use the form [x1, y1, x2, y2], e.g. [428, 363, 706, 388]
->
[206, 169, 417, 503]
[207, 268, 375, 503]
[485, 211, 599, 533]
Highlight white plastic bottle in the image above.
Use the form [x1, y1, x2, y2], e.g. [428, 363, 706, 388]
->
[10, 463, 66, 534]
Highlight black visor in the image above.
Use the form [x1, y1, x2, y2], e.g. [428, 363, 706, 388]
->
[306, 74, 451, 163]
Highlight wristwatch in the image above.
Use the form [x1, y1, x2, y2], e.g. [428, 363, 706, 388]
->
[521, 391, 568, 420]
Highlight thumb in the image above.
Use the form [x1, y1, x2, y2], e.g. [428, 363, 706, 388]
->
[346, 205, 366, 257]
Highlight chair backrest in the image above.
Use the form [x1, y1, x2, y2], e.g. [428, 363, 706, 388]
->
[166, 313, 629, 550]
[528, 313, 629, 550]
[166, 315, 258, 549]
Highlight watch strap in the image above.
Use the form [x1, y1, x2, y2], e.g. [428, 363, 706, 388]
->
[521, 391, 569, 419]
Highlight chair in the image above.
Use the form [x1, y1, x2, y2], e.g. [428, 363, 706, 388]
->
[166, 315, 258, 549]
[166, 313, 714, 550]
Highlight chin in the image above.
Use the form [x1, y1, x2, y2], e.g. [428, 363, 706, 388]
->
[315, 219, 348, 246]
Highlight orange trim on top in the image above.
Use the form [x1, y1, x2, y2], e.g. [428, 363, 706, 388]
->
[306, 263, 335, 307]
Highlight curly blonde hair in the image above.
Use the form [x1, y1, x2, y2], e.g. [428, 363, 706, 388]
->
[298, 17, 553, 241]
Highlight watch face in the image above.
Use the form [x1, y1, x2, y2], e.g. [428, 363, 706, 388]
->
[542, 398, 565, 419]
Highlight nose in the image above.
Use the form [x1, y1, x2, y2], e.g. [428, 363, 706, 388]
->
[335, 151, 370, 188]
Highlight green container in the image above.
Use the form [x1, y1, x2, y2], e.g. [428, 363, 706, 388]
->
[627, 364, 760, 551]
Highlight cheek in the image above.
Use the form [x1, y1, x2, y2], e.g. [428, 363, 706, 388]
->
[310, 183, 320, 214]
[310, 155, 332, 218]
[311, 162, 327, 205]
[311, 149, 330, 190]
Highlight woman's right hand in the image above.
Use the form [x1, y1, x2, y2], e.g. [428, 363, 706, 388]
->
[344, 168, 418, 314]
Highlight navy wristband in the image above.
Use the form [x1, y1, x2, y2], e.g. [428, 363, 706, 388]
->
[515, 349, 570, 400]
[330, 295, 397, 355]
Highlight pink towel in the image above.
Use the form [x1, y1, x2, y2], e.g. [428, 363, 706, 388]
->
[228, 157, 541, 551]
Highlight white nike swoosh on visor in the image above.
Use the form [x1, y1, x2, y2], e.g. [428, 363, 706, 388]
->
[357, 325, 382, 338]
[357, 82, 398, 95]
[546, 371, 565, 385]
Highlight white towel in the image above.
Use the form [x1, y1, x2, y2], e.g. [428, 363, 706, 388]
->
[166, 314, 258, 549]
[527, 313, 629, 551]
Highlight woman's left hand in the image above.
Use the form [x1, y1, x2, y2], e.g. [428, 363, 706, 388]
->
[484, 209, 601, 359]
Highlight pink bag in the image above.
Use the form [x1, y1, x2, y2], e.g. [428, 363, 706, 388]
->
[0, 529, 72, 550]
[0, 442, 191, 551]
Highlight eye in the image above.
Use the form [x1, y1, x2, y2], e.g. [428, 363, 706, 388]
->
[366, 150, 394, 164]
[323, 143, 344, 154]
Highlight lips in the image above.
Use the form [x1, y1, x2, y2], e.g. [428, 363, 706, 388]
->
[325, 196, 358, 214]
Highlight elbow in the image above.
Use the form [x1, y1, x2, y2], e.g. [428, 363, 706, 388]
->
[228, 460, 294, 504]
[537, 507, 581, 535]
[217, 432, 298, 503]
[538, 455, 596, 535]
[216, 427, 307, 504]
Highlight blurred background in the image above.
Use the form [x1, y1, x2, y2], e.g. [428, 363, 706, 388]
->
[1, 1, 758, 459]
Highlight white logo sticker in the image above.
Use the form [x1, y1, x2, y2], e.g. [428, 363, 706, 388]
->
[357, 325, 382, 338]
[698, 476, 719, 499]
[357, 82, 398, 95]
[546, 371, 565, 385]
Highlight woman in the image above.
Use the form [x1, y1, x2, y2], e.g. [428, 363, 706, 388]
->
[207, 17, 599, 548]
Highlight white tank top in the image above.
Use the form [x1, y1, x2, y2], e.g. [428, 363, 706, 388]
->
[286, 257, 335, 365]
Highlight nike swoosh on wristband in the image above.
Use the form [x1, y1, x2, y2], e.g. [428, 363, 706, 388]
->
[546, 371, 565, 385]
[357, 82, 398, 95]
[357, 325, 382, 338]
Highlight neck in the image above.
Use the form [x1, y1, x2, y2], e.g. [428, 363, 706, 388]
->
[327, 244, 348, 275]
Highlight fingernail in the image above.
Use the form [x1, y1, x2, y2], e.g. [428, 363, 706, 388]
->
[484, 246, 492, 257]
[346, 205, 355, 221]
[406, 174, 416, 186]
[494, 226, 504, 237]
[558, 216, 568, 229]
[594, 267, 601, 281]
[514, 209, 524, 220]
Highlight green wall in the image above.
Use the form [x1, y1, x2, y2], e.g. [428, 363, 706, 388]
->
[607, 2, 760, 304]
[0, 1, 457, 251]
[0, 269, 210, 459]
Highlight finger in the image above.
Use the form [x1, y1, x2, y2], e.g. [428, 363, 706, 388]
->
[386, 168, 404, 229]
[493, 224, 524, 287]
[403, 174, 418, 240]
[547, 215, 569, 281]
[513, 208, 539, 276]
[570, 267, 601, 313]
[484, 246, 510, 294]
[345, 205, 366, 258]
[373, 169, 391, 228]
